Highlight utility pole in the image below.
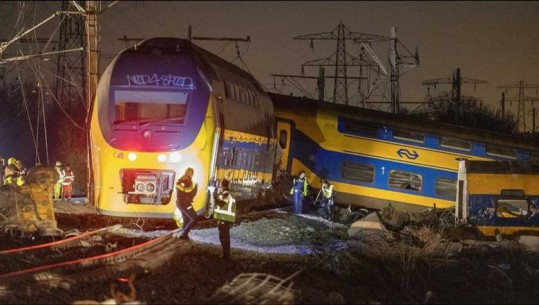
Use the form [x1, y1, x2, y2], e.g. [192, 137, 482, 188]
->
[500, 92, 505, 119]
[85, 1, 100, 110]
[293, 21, 387, 105]
[422, 68, 487, 122]
[56, 0, 86, 109]
[533, 108, 537, 134]
[498, 80, 539, 133]
[386, 27, 419, 114]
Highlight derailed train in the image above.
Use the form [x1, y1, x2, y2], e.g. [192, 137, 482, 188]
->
[89, 37, 275, 219]
[88, 37, 539, 233]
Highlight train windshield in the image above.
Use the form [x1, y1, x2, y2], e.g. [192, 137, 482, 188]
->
[113, 90, 188, 125]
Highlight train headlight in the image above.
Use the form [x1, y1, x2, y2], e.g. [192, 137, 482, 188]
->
[114, 152, 124, 159]
[136, 183, 145, 192]
[146, 183, 155, 192]
[169, 152, 182, 163]
[157, 154, 167, 162]
[127, 153, 137, 161]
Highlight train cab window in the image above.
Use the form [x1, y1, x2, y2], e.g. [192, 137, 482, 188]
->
[486, 144, 517, 159]
[389, 170, 422, 191]
[392, 129, 425, 144]
[341, 162, 374, 183]
[440, 137, 471, 151]
[113, 90, 188, 124]
[436, 178, 457, 199]
[279, 130, 288, 149]
[339, 117, 378, 137]
[496, 199, 528, 219]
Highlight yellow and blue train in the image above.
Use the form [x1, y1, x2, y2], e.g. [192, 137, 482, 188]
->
[89, 38, 276, 219]
[270, 93, 539, 213]
[89, 36, 539, 223]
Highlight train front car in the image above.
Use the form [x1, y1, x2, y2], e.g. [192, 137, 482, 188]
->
[89, 38, 214, 219]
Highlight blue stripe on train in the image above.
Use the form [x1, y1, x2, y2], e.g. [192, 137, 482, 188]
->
[288, 127, 457, 200]
[336, 116, 530, 161]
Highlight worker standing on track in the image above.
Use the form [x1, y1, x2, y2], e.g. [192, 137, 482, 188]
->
[290, 170, 309, 214]
[54, 161, 64, 200]
[61, 164, 75, 202]
[213, 179, 236, 259]
[316, 179, 335, 220]
[3, 164, 20, 187]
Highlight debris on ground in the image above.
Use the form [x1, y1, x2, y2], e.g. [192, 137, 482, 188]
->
[209, 270, 302, 305]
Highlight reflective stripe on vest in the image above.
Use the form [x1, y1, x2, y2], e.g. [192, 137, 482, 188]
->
[176, 182, 197, 193]
[290, 177, 308, 196]
[214, 194, 236, 223]
[322, 185, 334, 199]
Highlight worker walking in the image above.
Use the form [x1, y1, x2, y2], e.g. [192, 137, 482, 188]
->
[174, 167, 198, 240]
[61, 164, 75, 202]
[316, 179, 335, 220]
[213, 179, 236, 259]
[290, 170, 309, 214]
[54, 161, 64, 200]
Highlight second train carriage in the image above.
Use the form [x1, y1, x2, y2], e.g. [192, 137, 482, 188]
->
[88, 38, 276, 219]
[456, 160, 539, 237]
[270, 93, 539, 212]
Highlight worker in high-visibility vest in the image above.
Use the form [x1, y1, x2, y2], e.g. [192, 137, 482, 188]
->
[54, 161, 64, 200]
[3, 164, 19, 187]
[14, 159, 26, 186]
[61, 164, 75, 202]
[316, 179, 335, 220]
[174, 167, 198, 240]
[213, 179, 236, 259]
[290, 170, 309, 214]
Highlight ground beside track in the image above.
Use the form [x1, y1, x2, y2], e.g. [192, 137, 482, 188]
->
[2, 209, 539, 304]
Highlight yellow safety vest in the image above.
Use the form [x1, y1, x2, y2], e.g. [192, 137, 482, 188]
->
[213, 191, 236, 223]
[290, 177, 309, 196]
[322, 185, 334, 199]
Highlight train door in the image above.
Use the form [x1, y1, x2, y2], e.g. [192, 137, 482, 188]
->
[276, 120, 292, 175]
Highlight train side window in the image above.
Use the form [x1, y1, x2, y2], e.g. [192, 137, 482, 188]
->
[240, 88, 246, 104]
[224, 82, 230, 99]
[393, 129, 425, 144]
[340, 117, 378, 137]
[486, 144, 517, 159]
[389, 170, 422, 191]
[232, 84, 238, 101]
[436, 178, 456, 198]
[529, 152, 539, 164]
[341, 162, 374, 183]
[496, 199, 528, 218]
[440, 137, 471, 151]
[279, 130, 287, 149]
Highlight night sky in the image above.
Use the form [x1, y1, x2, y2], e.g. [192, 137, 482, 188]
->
[1, 1, 539, 111]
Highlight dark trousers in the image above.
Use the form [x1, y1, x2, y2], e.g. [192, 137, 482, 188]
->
[218, 221, 231, 258]
[179, 204, 198, 237]
[320, 198, 333, 219]
[293, 190, 304, 214]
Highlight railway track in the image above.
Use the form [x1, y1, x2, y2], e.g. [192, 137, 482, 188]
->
[0, 206, 293, 286]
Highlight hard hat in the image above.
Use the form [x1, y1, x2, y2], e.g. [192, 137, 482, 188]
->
[55, 161, 62, 167]
[8, 157, 16, 165]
